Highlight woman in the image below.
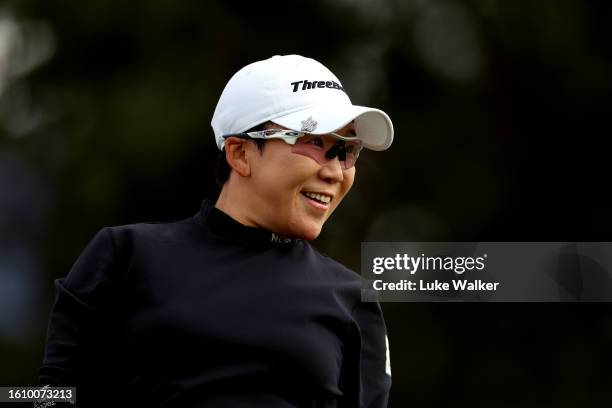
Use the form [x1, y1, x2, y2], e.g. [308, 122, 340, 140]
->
[40, 54, 394, 407]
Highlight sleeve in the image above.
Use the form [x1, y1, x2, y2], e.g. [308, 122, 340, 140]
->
[353, 295, 392, 408]
[38, 227, 127, 405]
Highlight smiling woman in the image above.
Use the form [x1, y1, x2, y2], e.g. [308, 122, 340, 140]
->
[39, 54, 394, 407]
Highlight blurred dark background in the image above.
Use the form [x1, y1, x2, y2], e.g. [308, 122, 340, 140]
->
[1, 0, 611, 406]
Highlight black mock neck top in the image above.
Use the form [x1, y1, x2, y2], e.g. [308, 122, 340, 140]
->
[39, 200, 390, 407]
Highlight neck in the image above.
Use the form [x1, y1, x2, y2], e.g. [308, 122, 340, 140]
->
[215, 180, 260, 228]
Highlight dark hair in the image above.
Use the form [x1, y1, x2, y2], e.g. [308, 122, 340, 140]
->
[214, 123, 268, 187]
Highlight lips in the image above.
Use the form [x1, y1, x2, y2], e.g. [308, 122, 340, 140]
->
[301, 191, 332, 205]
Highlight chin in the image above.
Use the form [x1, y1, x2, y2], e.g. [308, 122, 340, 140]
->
[288, 221, 323, 241]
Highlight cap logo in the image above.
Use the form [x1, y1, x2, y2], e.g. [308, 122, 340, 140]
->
[300, 116, 318, 132]
[290, 80, 345, 93]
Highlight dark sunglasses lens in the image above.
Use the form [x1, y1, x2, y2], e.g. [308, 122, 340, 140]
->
[341, 142, 361, 169]
[325, 141, 361, 169]
[291, 137, 361, 168]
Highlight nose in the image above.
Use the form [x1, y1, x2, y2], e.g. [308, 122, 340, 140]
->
[318, 155, 344, 183]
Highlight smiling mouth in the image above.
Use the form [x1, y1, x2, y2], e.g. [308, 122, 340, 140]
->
[301, 191, 332, 205]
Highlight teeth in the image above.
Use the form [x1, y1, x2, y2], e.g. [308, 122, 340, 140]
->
[304, 192, 331, 204]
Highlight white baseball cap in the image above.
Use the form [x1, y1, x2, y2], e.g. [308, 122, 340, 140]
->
[211, 54, 394, 151]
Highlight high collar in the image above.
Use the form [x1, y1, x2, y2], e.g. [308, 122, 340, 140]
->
[194, 199, 296, 248]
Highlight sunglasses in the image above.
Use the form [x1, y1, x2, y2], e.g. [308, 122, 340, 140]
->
[222, 129, 363, 169]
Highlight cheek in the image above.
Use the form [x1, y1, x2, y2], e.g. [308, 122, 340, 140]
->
[327, 169, 355, 215]
[255, 155, 314, 201]
[339, 169, 356, 198]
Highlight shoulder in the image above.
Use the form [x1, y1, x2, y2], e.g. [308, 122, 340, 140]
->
[71, 216, 201, 274]
[100, 216, 200, 248]
[63, 217, 199, 291]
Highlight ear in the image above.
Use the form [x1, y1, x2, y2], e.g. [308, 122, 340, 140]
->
[224, 137, 251, 177]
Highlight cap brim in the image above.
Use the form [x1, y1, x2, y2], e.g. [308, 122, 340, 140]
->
[271, 104, 394, 151]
